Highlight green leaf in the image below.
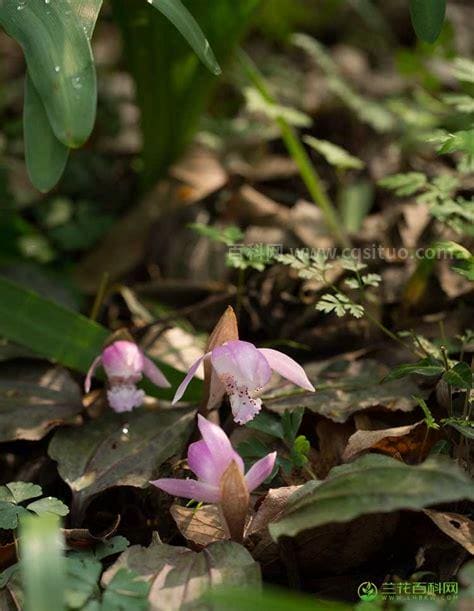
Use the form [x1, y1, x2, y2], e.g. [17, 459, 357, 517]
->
[0, 502, 29, 530]
[20, 514, 66, 611]
[270, 455, 474, 539]
[102, 568, 150, 611]
[443, 418, 474, 440]
[246, 411, 285, 439]
[23, 77, 69, 193]
[22, 1, 103, 192]
[205, 586, 352, 611]
[147, 0, 221, 75]
[443, 362, 473, 390]
[409, 0, 446, 44]
[0, 363, 83, 442]
[94, 536, 129, 561]
[304, 136, 364, 170]
[4, 482, 42, 504]
[101, 540, 261, 609]
[112, 0, 258, 186]
[378, 172, 427, 196]
[26, 497, 69, 518]
[0, 275, 202, 402]
[48, 408, 195, 512]
[65, 555, 102, 609]
[384, 357, 445, 381]
[0, 0, 97, 147]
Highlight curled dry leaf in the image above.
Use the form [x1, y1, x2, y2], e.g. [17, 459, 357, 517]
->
[342, 420, 425, 461]
[220, 460, 250, 543]
[170, 504, 228, 547]
[424, 510, 474, 555]
[203, 306, 239, 413]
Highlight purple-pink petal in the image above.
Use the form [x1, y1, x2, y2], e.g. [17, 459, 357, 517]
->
[245, 452, 277, 492]
[151, 478, 220, 503]
[197, 414, 235, 467]
[172, 354, 208, 404]
[187, 440, 220, 485]
[85, 355, 102, 392]
[258, 348, 315, 392]
[102, 341, 144, 379]
[142, 356, 171, 388]
[211, 340, 272, 392]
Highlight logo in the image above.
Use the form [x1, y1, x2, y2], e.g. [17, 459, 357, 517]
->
[357, 582, 378, 602]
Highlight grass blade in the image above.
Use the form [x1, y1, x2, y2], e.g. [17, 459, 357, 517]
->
[148, 0, 221, 75]
[0, 275, 202, 401]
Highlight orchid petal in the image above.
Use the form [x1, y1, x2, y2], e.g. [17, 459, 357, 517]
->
[197, 414, 235, 468]
[151, 478, 220, 503]
[102, 341, 144, 379]
[187, 440, 220, 485]
[143, 356, 171, 388]
[85, 355, 102, 393]
[211, 340, 272, 392]
[258, 348, 315, 391]
[172, 353, 209, 404]
[245, 452, 277, 492]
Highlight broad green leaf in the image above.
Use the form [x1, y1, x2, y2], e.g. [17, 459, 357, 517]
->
[0, 0, 96, 147]
[23, 0, 103, 192]
[384, 357, 445, 381]
[101, 540, 261, 610]
[148, 0, 221, 75]
[0, 275, 202, 401]
[409, 0, 446, 44]
[26, 497, 69, 518]
[0, 502, 29, 530]
[0, 363, 83, 442]
[102, 568, 150, 610]
[48, 407, 195, 512]
[304, 136, 364, 170]
[2, 482, 42, 504]
[65, 555, 102, 609]
[443, 362, 473, 390]
[266, 359, 424, 423]
[24, 77, 69, 193]
[246, 411, 285, 439]
[270, 455, 474, 539]
[20, 514, 66, 611]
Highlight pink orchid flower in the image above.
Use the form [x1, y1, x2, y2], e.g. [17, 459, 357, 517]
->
[172, 340, 315, 424]
[151, 414, 276, 503]
[85, 340, 170, 412]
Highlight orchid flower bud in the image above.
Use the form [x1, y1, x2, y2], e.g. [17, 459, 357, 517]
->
[85, 340, 171, 412]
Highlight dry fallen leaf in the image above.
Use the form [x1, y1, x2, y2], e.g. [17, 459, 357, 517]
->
[342, 420, 425, 461]
[424, 509, 474, 555]
[170, 504, 228, 547]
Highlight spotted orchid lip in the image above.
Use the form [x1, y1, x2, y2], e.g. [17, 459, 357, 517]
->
[151, 415, 277, 503]
[172, 339, 314, 424]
